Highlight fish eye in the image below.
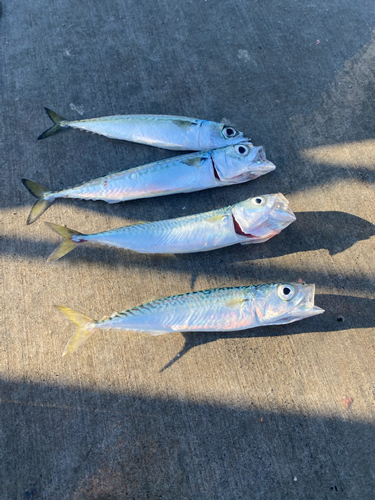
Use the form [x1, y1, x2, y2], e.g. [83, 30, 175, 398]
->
[277, 284, 296, 301]
[251, 196, 266, 206]
[221, 126, 239, 139]
[234, 144, 250, 156]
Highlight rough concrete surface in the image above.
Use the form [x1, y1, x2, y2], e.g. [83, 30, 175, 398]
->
[1, 0, 375, 498]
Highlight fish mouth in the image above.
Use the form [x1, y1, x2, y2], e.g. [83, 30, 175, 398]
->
[292, 284, 325, 319]
[248, 146, 276, 172]
[231, 160, 275, 182]
[270, 194, 296, 223]
[232, 145, 276, 176]
[254, 159, 276, 174]
[236, 136, 251, 145]
[262, 283, 324, 327]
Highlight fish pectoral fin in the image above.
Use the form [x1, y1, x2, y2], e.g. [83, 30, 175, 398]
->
[180, 156, 203, 168]
[206, 214, 227, 224]
[225, 298, 248, 309]
[171, 119, 198, 130]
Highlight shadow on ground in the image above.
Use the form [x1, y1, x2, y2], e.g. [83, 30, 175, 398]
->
[8, 158, 375, 217]
[2, 1, 375, 499]
[1, 211, 374, 294]
[3, 211, 375, 263]
[1, 378, 373, 500]
[160, 294, 375, 370]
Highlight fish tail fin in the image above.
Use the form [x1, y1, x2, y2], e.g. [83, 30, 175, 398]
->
[55, 305, 97, 356]
[38, 108, 69, 140]
[22, 178, 55, 224]
[45, 222, 85, 261]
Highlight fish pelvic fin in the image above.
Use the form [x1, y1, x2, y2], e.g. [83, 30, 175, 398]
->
[45, 222, 85, 261]
[37, 108, 69, 140]
[22, 179, 55, 224]
[55, 305, 97, 356]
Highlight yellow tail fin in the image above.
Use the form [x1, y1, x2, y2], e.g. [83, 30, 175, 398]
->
[22, 179, 54, 224]
[55, 306, 97, 356]
[46, 222, 85, 261]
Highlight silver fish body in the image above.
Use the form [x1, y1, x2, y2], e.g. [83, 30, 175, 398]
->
[57, 282, 324, 355]
[39, 108, 248, 150]
[23, 143, 276, 224]
[46, 194, 296, 261]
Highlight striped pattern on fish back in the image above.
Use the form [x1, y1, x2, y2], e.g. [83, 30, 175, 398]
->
[68, 116, 203, 149]
[58, 152, 208, 203]
[116, 285, 256, 320]
[116, 205, 234, 253]
[124, 205, 232, 236]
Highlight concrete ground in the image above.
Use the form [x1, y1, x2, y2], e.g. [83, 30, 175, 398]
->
[1, 0, 375, 498]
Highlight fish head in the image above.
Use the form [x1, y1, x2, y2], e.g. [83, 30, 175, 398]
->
[212, 144, 276, 184]
[199, 121, 247, 149]
[251, 282, 324, 327]
[231, 193, 296, 242]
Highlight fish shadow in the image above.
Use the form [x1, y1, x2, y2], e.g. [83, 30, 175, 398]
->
[239, 210, 375, 261]
[160, 294, 375, 371]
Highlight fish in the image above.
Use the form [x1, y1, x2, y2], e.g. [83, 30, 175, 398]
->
[38, 108, 248, 150]
[45, 194, 296, 261]
[56, 282, 324, 355]
[22, 143, 275, 224]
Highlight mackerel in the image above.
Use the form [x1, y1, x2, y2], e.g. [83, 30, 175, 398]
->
[22, 142, 275, 224]
[38, 108, 248, 150]
[46, 194, 295, 261]
[56, 282, 324, 356]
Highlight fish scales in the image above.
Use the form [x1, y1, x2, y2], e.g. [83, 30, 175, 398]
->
[95, 286, 258, 337]
[56, 283, 324, 356]
[69, 116, 203, 149]
[23, 143, 276, 224]
[45, 194, 296, 260]
[85, 207, 234, 253]
[60, 154, 213, 202]
[38, 108, 248, 151]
